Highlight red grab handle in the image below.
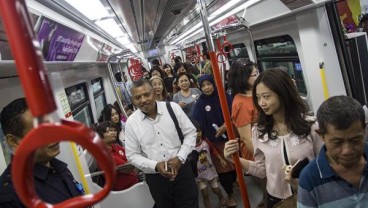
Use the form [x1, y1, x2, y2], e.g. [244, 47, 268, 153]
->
[217, 52, 227, 63]
[196, 44, 201, 55]
[222, 35, 234, 54]
[0, 0, 56, 117]
[11, 119, 116, 208]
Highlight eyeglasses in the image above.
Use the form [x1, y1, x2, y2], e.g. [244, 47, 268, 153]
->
[250, 70, 259, 77]
[244, 62, 254, 67]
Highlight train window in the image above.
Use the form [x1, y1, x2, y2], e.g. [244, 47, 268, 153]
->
[91, 77, 106, 120]
[226, 43, 249, 65]
[0, 13, 40, 61]
[65, 83, 94, 126]
[255, 35, 307, 97]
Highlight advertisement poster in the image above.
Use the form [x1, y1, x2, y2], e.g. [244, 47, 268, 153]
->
[337, 0, 362, 31]
[37, 17, 85, 61]
[97, 44, 113, 61]
[211, 15, 240, 31]
[128, 58, 144, 80]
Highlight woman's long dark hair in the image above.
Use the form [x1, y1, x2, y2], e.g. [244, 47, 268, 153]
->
[99, 104, 122, 132]
[149, 65, 166, 78]
[252, 69, 312, 139]
[228, 60, 256, 96]
[98, 104, 123, 146]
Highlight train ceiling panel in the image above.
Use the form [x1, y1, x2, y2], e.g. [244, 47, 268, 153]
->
[281, 0, 314, 10]
[108, 0, 198, 51]
[0, 0, 331, 57]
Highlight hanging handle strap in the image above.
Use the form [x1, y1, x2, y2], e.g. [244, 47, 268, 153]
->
[0, 0, 56, 117]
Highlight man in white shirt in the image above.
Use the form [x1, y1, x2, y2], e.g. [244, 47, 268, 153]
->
[125, 78, 198, 208]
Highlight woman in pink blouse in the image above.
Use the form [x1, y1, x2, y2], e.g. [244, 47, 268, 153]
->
[224, 69, 323, 208]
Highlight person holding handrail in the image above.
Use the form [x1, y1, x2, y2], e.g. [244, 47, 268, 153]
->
[224, 69, 324, 208]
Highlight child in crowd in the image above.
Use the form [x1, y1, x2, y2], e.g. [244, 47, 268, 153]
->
[192, 74, 237, 207]
[95, 121, 138, 191]
[192, 120, 227, 208]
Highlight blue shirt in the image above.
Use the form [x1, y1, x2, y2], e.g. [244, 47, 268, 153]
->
[0, 158, 82, 207]
[298, 144, 368, 208]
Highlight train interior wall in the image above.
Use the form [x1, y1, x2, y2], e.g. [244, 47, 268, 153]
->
[226, 6, 346, 113]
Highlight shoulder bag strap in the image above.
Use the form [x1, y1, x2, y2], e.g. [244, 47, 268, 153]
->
[283, 138, 295, 195]
[166, 101, 184, 143]
[283, 140, 290, 165]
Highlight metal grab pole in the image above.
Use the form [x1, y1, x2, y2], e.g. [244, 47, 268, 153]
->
[196, 1, 250, 207]
[107, 52, 130, 119]
[212, 23, 257, 64]
[239, 17, 257, 63]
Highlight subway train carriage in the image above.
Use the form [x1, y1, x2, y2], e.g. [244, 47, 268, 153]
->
[0, 0, 367, 207]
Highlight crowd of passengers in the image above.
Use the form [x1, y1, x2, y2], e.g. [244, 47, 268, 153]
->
[0, 55, 367, 208]
[95, 55, 368, 208]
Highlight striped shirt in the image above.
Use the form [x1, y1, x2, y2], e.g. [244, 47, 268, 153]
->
[297, 144, 368, 208]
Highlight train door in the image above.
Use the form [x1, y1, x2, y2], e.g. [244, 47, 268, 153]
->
[226, 43, 249, 66]
[91, 77, 107, 120]
[65, 83, 94, 126]
[345, 33, 368, 104]
[255, 35, 308, 98]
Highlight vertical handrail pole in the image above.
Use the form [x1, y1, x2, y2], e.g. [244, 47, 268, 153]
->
[196, 0, 250, 207]
[239, 17, 257, 63]
[107, 52, 129, 118]
[117, 56, 134, 107]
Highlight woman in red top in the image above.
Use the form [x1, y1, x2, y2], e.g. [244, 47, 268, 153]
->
[95, 121, 138, 191]
[228, 60, 259, 160]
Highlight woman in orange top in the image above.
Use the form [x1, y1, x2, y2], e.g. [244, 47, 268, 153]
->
[228, 60, 259, 160]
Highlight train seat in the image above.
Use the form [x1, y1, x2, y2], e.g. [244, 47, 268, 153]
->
[90, 181, 155, 208]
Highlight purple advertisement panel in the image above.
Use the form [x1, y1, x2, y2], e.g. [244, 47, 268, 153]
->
[37, 17, 85, 61]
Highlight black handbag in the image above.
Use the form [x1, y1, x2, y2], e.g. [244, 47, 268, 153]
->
[166, 102, 198, 177]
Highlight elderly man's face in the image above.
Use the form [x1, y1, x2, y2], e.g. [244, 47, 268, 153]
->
[322, 120, 365, 169]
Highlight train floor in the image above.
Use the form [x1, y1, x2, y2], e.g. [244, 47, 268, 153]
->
[198, 175, 264, 208]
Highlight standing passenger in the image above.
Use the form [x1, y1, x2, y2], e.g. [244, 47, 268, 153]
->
[125, 78, 198, 208]
[224, 69, 324, 208]
[201, 52, 212, 75]
[150, 76, 170, 101]
[192, 74, 237, 207]
[228, 60, 259, 160]
[192, 120, 227, 208]
[173, 73, 201, 116]
[298, 96, 368, 208]
[0, 98, 84, 207]
[228, 60, 267, 207]
[162, 64, 175, 97]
